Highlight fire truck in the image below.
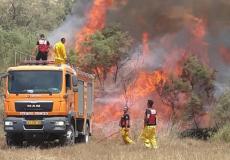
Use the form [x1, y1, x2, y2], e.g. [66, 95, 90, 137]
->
[1, 61, 94, 146]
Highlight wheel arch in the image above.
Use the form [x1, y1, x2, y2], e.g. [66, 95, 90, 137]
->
[67, 112, 76, 130]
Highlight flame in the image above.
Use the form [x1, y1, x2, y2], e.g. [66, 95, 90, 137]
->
[74, 2, 212, 131]
[186, 17, 209, 64]
[93, 16, 210, 130]
[75, 0, 113, 53]
[142, 32, 150, 56]
[93, 70, 166, 125]
[127, 71, 166, 98]
[162, 48, 187, 76]
[94, 103, 122, 123]
[191, 18, 206, 39]
[219, 46, 230, 64]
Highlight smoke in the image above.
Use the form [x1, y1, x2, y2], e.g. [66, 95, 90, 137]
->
[47, 0, 230, 130]
[95, 0, 230, 128]
[107, 0, 230, 94]
[108, 0, 230, 39]
[48, 0, 92, 46]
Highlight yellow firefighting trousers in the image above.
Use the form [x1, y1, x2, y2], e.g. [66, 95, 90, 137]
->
[140, 126, 158, 149]
[120, 128, 134, 144]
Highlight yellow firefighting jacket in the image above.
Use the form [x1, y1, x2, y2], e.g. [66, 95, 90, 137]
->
[54, 41, 67, 64]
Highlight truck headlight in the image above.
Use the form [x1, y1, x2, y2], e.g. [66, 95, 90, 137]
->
[55, 121, 65, 126]
[5, 121, 13, 126]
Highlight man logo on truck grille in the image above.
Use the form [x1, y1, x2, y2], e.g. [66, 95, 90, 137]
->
[27, 104, 41, 108]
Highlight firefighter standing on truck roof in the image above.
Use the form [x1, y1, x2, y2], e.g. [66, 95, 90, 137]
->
[33, 34, 50, 61]
[54, 38, 67, 64]
[140, 100, 158, 149]
[119, 106, 134, 144]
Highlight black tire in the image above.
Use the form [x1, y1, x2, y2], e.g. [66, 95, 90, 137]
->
[59, 125, 75, 146]
[6, 133, 23, 147]
[76, 124, 89, 144]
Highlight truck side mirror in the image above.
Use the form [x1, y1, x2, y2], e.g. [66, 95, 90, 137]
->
[72, 76, 78, 92]
[0, 72, 8, 79]
[72, 76, 78, 87]
[0, 72, 8, 86]
[0, 73, 8, 97]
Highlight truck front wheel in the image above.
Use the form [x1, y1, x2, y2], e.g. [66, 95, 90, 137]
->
[6, 133, 23, 147]
[59, 125, 75, 145]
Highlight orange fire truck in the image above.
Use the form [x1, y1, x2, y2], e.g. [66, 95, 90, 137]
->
[2, 61, 94, 146]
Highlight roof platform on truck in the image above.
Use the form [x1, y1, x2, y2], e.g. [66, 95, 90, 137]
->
[20, 60, 56, 65]
[11, 60, 95, 80]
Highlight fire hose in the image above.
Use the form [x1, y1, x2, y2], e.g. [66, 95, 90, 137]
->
[96, 130, 120, 144]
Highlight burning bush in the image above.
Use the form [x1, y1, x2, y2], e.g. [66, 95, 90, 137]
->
[66, 0, 229, 134]
[157, 55, 215, 128]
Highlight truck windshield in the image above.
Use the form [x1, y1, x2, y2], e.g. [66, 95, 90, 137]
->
[8, 71, 62, 94]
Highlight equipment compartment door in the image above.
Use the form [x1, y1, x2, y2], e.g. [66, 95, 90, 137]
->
[87, 83, 93, 116]
[78, 80, 84, 115]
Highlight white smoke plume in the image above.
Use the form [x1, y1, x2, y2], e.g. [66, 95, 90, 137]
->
[48, 0, 92, 46]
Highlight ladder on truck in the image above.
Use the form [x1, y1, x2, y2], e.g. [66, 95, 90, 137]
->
[15, 51, 56, 65]
[1, 51, 43, 78]
[14, 51, 34, 66]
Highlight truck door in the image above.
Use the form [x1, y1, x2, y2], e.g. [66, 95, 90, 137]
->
[65, 74, 74, 112]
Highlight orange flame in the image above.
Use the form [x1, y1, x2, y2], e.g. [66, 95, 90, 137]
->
[93, 17, 210, 129]
[127, 71, 166, 99]
[192, 18, 206, 39]
[187, 17, 209, 64]
[142, 32, 150, 56]
[93, 70, 166, 124]
[94, 103, 122, 123]
[219, 46, 230, 64]
[75, 0, 113, 53]
[74, 7, 211, 130]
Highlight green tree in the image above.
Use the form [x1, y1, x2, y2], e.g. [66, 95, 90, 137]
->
[181, 56, 215, 100]
[213, 91, 230, 128]
[156, 55, 215, 127]
[156, 75, 191, 124]
[69, 49, 78, 64]
[184, 93, 203, 129]
[0, 0, 74, 31]
[0, 28, 35, 71]
[0, 0, 75, 71]
[78, 25, 133, 89]
[181, 56, 215, 128]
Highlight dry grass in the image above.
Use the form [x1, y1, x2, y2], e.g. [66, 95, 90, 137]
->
[0, 99, 229, 160]
[0, 129, 229, 160]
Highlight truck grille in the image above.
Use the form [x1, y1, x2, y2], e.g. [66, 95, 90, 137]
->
[24, 125, 43, 130]
[15, 101, 53, 112]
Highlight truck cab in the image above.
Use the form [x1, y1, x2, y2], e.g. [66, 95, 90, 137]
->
[3, 62, 94, 146]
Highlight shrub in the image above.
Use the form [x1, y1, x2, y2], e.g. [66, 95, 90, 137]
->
[213, 90, 230, 127]
[212, 124, 230, 143]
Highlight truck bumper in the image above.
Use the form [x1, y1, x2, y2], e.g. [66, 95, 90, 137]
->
[4, 117, 68, 133]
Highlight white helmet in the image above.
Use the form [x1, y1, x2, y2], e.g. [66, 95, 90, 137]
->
[123, 106, 128, 111]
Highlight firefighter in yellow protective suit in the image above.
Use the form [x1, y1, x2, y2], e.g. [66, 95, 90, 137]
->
[140, 100, 158, 149]
[54, 38, 67, 64]
[119, 106, 134, 144]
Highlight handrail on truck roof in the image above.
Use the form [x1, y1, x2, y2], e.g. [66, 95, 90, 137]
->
[20, 60, 55, 65]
